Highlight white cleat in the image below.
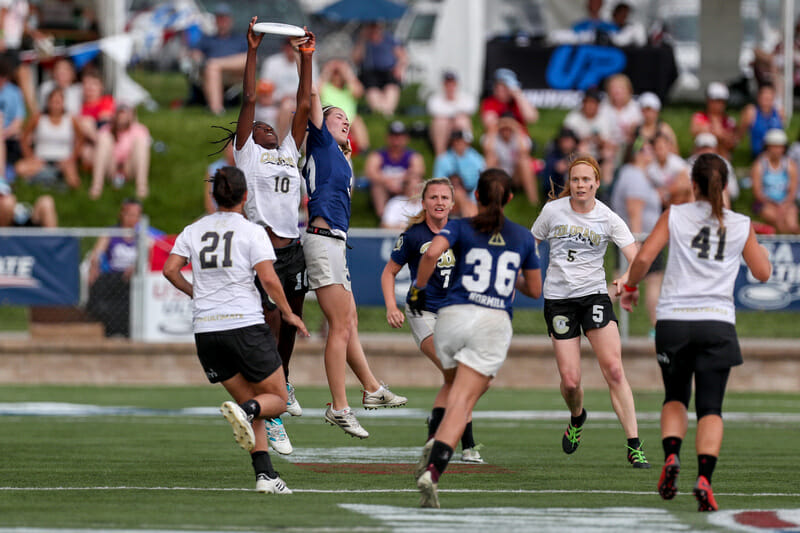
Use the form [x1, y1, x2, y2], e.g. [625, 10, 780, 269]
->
[286, 382, 302, 416]
[266, 417, 293, 455]
[416, 469, 440, 508]
[415, 438, 435, 479]
[220, 401, 255, 452]
[324, 404, 369, 439]
[362, 382, 408, 409]
[255, 473, 293, 494]
[461, 446, 485, 463]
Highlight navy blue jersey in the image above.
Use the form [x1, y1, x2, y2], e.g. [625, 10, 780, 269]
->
[439, 217, 539, 318]
[302, 119, 353, 234]
[390, 221, 456, 313]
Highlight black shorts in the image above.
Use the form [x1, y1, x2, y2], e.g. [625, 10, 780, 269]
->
[655, 320, 742, 373]
[359, 69, 400, 89]
[543, 293, 617, 339]
[254, 238, 307, 310]
[194, 323, 281, 383]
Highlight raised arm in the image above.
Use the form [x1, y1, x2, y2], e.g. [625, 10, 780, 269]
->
[235, 17, 264, 150]
[291, 29, 315, 148]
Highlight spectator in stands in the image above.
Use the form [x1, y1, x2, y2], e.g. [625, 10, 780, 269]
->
[89, 104, 151, 200]
[480, 68, 538, 132]
[364, 121, 425, 219]
[540, 127, 579, 199]
[647, 132, 692, 206]
[380, 173, 422, 230]
[599, 73, 642, 151]
[572, 0, 617, 35]
[87, 197, 142, 337]
[352, 22, 407, 117]
[751, 128, 799, 234]
[190, 3, 247, 115]
[37, 57, 82, 116]
[738, 83, 784, 160]
[690, 82, 738, 161]
[0, 175, 57, 227]
[687, 133, 739, 204]
[15, 87, 81, 189]
[433, 129, 485, 217]
[633, 92, 677, 152]
[253, 80, 278, 130]
[482, 115, 538, 204]
[0, 0, 41, 114]
[427, 71, 476, 155]
[204, 141, 235, 215]
[319, 59, 369, 154]
[610, 137, 661, 331]
[563, 87, 615, 184]
[78, 67, 114, 168]
[609, 1, 646, 47]
[0, 55, 25, 177]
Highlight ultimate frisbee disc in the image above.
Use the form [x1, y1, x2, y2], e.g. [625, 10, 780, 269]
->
[252, 22, 306, 37]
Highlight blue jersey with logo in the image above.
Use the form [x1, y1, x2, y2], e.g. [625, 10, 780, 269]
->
[390, 221, 456, 313]
[303, 118, 352, 234]
[439, 217, 539, 318]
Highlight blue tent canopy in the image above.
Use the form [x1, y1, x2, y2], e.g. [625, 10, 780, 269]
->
[315, 0, 407, 22]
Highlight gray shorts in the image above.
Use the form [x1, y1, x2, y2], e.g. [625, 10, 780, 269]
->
[405, 308, 437, 347]
[434, 304, 512, 377]
[301, 231, 351, 291]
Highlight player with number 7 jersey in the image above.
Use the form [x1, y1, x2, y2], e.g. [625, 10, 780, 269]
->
[531, 154, 650, 469]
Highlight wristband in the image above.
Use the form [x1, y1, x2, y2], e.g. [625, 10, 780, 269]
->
[623, 283, 638, 293]
[299, 46, 315, 52]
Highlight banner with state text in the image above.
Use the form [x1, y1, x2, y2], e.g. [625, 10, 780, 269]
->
[0, 236, 80, 305]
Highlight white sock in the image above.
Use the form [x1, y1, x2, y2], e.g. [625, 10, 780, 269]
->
[332, 406, 350, 415]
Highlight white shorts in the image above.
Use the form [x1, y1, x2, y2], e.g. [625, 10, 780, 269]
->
[301, 232, 351, 291]
[433, 304, 512, 377]
[405, 308, 437, 347]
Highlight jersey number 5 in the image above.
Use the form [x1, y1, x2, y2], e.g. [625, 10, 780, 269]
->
[199, 231, 234, 269]
[690, 226, 726, 261]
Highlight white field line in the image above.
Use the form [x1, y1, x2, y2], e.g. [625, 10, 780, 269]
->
[0, 486, 798, 497]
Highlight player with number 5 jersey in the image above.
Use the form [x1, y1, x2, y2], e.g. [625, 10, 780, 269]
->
[532, 153, 650, 469]
[621, 153, 772, 511]
[411, 168, 541, 508]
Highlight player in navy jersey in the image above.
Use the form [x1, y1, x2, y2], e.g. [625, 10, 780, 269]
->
[381, 177, 483, 463]
[621, 154, 771, 511]
[410, 168, 542, 508]
[302, 68, 407, 439]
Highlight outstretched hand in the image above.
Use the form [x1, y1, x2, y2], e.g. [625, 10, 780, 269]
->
[620, 289, 639, 313]
[247, 17, 264, 49]
[283, 311, 310, 337]
[291, 27, 315, 51]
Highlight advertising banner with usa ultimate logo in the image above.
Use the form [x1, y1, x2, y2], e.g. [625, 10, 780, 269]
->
[0, 236, 80, 305]
[734, 236, 800, 311]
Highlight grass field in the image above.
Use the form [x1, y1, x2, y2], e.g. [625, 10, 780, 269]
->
[1, 385, 799, 531]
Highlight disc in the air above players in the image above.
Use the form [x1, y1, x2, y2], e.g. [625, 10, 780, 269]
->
[252, 22, 306, 37]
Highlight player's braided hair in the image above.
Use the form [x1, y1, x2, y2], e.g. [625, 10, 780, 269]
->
[209, 122, 238, 156]
[405, 177, 455, 229]
[209, 166, 247, 208]
[471, 168, 512, 234]
[692, 153, 728, 228]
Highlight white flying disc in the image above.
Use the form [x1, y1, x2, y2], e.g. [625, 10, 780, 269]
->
[253, 22, 306, 37]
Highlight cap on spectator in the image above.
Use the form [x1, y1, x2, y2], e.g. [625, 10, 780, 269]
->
[694, 132, 718, 148]
[706, 82, 729, 101]
[764, 128, 788, 146]
[583, 87, 602, 102]
[494, 68, 520, 90]
[639, 91, 661, 111]
[450, 129, 473, 143]
[388, 120, 408, 135]
[214, 2, 232, 16]
[257, 80, 275, 95]
[443, 70, 457, 81]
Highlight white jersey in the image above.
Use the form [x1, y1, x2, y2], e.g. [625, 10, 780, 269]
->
[532, 196, 635, 299]
[234, 133, 302, 239]
[657, 202, 751, 324]
[172, 212, 276, 333]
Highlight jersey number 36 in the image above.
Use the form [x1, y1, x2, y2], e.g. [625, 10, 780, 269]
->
[462, 249, 521, 297]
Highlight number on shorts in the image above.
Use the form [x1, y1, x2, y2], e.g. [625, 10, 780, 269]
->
[690, 226, 726, 261]
[461, 248, 521, 297]
[441, 268, 452, 288]
[592, 304, 603, 323]
[567, 249, 577, 262]
[274, 176, 290, 193]
[199, 231, 234, 269]
[294, 271, 307, 291]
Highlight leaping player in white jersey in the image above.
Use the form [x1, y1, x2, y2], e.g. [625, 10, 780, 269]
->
[532, 153, 650, 468]
[621, 153, 771, 512]
[163, 166, 310, 494]
[213, 18, 314, 454]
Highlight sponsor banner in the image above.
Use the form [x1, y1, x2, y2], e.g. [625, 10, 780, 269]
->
[142, 271, 193, 342]
[347, 233, 547, 309]
[735, 236, 800, 311]
[485, 41, 678, 108]
[0, 236, 80, 305]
